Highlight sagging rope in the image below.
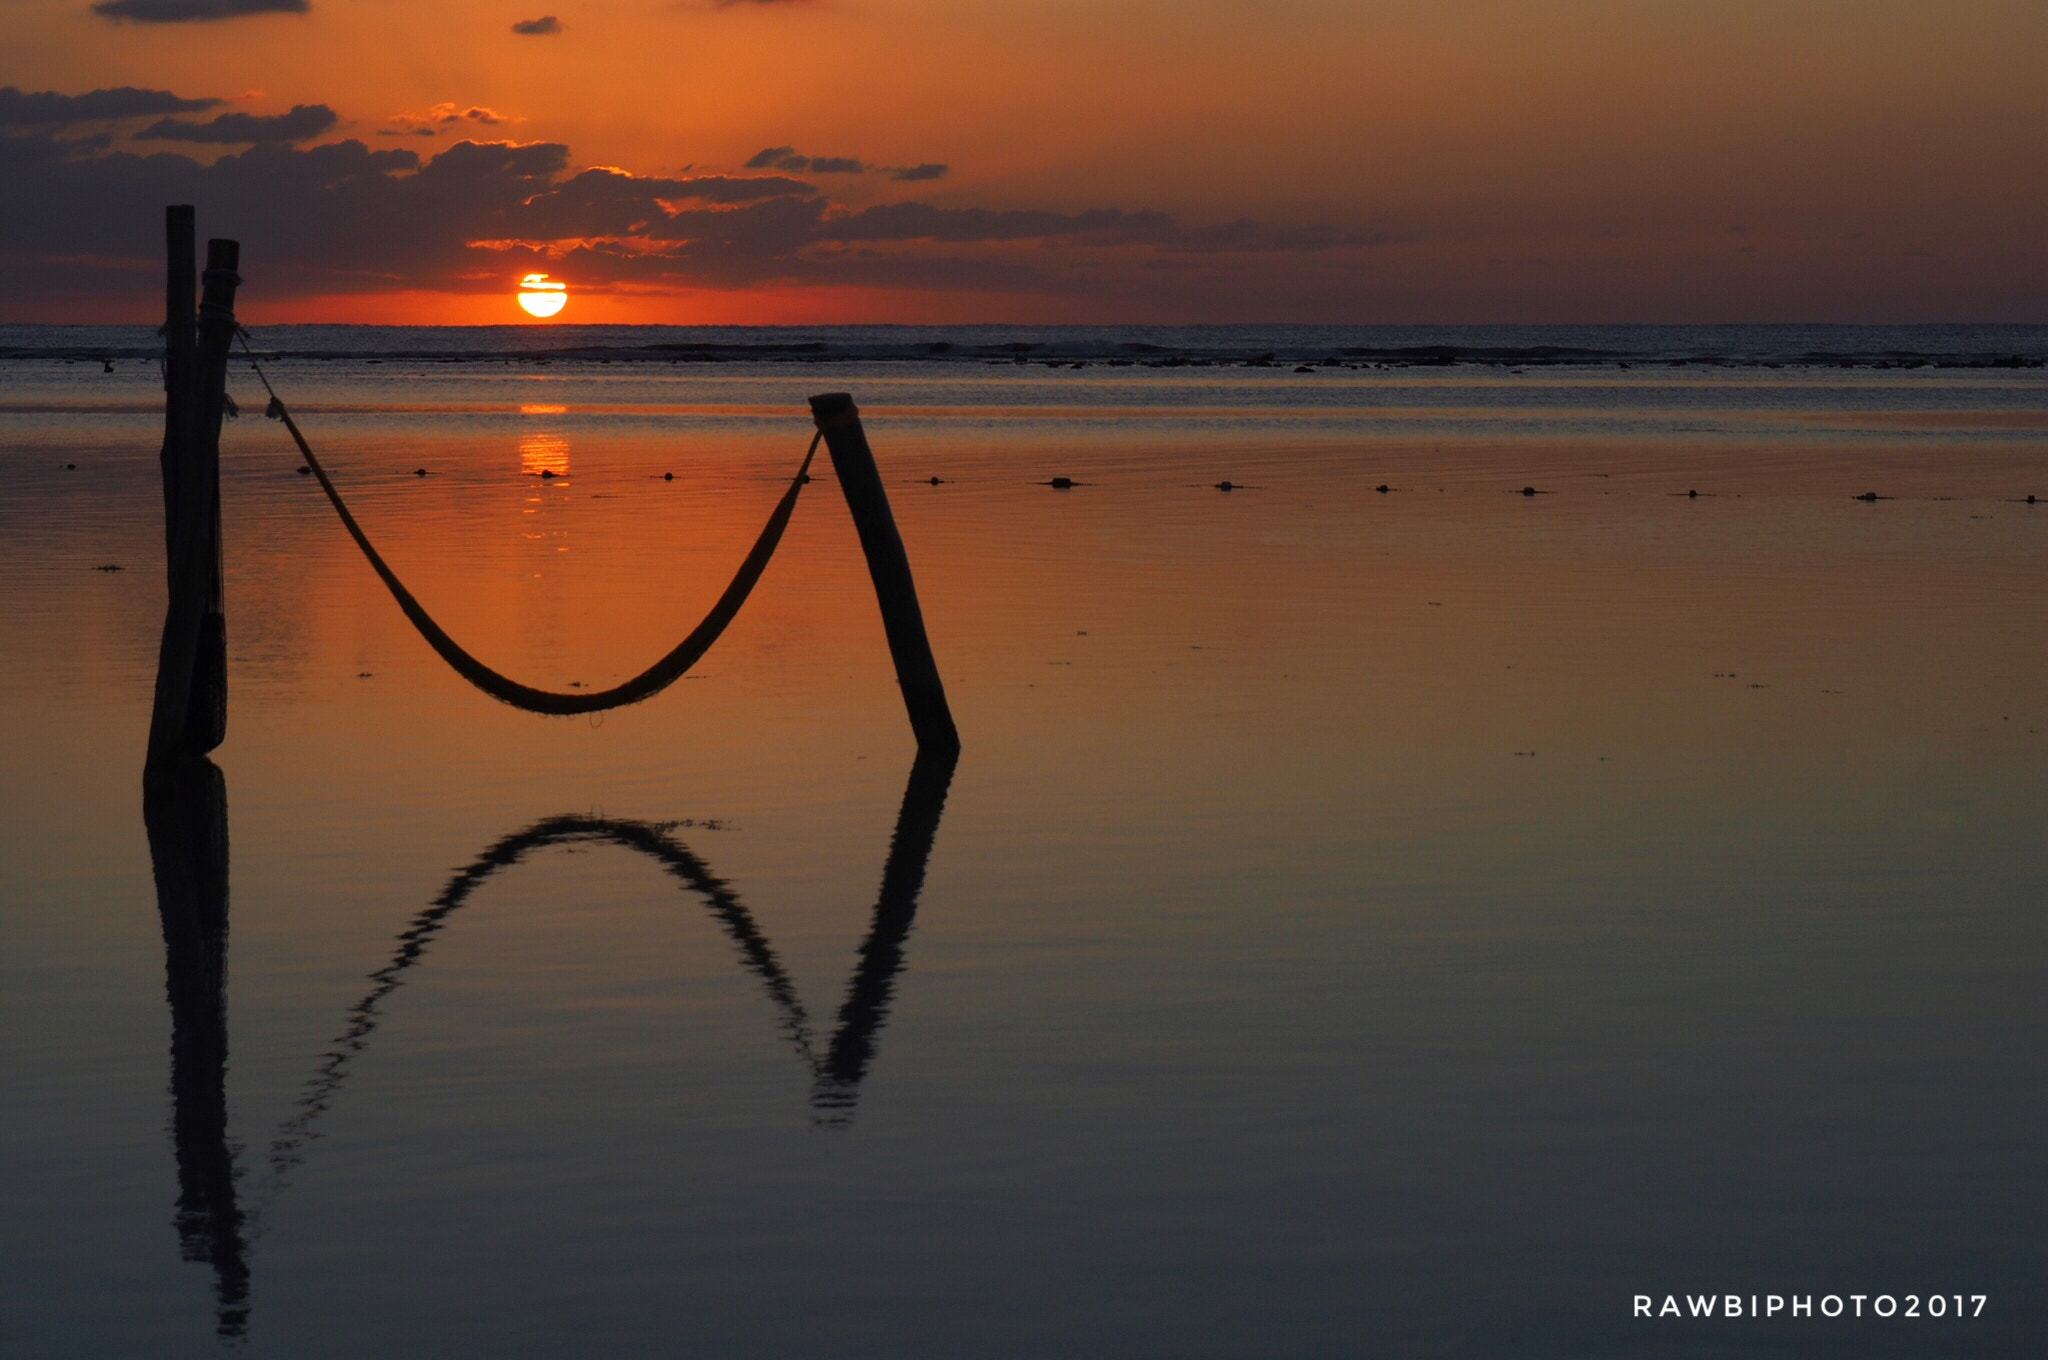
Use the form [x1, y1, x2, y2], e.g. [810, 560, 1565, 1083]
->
[238, 336, 821, 716]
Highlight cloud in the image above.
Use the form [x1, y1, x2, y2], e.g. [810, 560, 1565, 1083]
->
[743, 146, 863, 174]
[505, 166, 816, 238]
[92, 0, 308, 21]
[383, 104, 514, 136]
[1, 103, 1356, 313]
[633, 194, 831, 256]
[0, 133, 430, 303]
[0, 86, 222, 126]
[511, 15, 561, 34]
[656, 173, 817, 203]
[136, 103, 339, 144]
[826, 202, 1179, 245]
[1170, 218, 1358, 253]
[745, 145, 952, 181]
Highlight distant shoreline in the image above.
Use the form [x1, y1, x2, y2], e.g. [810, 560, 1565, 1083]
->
[4, 321, 2047, 369]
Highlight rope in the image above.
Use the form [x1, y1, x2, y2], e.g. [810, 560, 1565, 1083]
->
[238, 339, 821, 716]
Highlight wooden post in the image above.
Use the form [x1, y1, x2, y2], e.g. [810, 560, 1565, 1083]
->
[187, 238, 236, 752]
[159, 207, 195, 564]
[809, 393, 960, 751]
[147, 224, 237, 773]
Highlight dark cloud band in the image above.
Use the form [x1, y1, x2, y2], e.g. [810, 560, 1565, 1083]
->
[136, 104, 339, 144]
[2, 97, 1347, 309]
[92, 0, 309, 21]
[0, 85, 221, 125]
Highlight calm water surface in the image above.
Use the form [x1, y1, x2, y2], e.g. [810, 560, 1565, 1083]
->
[2, 329, 2045, 1357]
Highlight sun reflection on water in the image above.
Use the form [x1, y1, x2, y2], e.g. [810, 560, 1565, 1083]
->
[520, 431, 570, 479]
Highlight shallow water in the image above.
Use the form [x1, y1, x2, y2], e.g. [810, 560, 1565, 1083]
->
[2, 330, 2045, 1357]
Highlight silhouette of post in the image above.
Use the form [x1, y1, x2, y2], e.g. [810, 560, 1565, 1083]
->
[811, 742, 959, 1125]
[809, 393, 960, 752]
[159, 207, 195, 551]
[143, 758, 249, 1338]
[147, 215, 235, 773]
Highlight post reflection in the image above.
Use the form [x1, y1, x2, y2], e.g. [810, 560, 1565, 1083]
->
[142, 757, 250, 1340]
[263, 811, 828, 1185]
[150, 745, 953, 1335]
[272, 743, 955, 1160]
[810, 744, 959, 1125]
[146, 748, 957, 1336]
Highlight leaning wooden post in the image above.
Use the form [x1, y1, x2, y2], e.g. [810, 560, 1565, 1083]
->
[147, 228, 239, 773]
[809, 393, 960, 751]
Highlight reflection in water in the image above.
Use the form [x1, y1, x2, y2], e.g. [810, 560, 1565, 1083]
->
[145, 746, 956, 1336]
[263, 742, 958, 1238]
[263, 813, 822, 1186]
[811, 745, 959, 1124]
[142, 758, 249, 1340]
[519, 431, 570, 478]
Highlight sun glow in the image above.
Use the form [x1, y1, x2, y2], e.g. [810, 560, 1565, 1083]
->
[517, 273, 568, 318]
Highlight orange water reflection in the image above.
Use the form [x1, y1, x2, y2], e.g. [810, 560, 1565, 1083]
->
[6, 410, 2048, 1358]
[519, 431, 571, 479]
[160, 421, 2048, 795]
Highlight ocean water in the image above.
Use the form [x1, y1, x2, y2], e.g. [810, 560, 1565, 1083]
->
[1, 325, 2044, 1357]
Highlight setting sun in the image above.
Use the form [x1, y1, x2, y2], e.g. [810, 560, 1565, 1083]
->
[517, 273, 567, 319]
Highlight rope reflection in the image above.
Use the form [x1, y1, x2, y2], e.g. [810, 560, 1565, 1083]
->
[147, 747, 956, 1339]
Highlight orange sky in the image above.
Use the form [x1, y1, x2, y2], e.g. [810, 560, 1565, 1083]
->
[4, 0, 2047, 322]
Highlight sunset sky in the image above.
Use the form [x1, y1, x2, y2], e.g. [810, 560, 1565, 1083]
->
[3, 0, 2046, 324]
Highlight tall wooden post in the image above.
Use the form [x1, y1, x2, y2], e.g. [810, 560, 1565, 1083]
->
[159, 207, 195, 553]
[809, 393, 960, 751]
[147, 217, 237, 773]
